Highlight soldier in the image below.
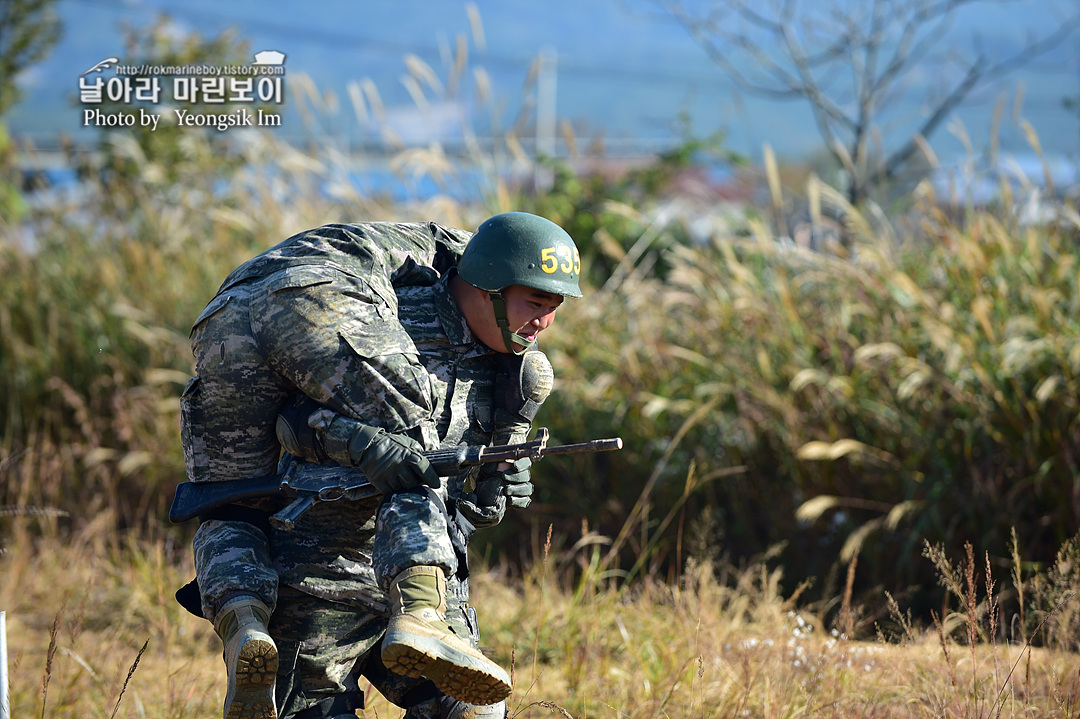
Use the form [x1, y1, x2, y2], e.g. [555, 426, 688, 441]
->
[179, 213, 582, 719]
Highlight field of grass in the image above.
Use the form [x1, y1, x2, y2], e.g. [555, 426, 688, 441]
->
[4, 132, 1080, 714]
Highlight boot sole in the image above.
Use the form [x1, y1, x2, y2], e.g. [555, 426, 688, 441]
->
[224, 635, 278, 719]
[382, 622, 511, 705]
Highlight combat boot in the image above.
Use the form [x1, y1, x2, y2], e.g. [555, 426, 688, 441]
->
[215, 595, 278, 719]
[381, 566, 511, 706]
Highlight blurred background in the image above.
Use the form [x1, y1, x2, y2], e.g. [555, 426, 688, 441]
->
[3, 0, 1080, 631]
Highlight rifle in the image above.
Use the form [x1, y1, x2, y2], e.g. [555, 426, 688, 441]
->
[169, 428, 622, 531]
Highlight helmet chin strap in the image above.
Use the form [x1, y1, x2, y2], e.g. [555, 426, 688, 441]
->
[488, 291, 535, 355]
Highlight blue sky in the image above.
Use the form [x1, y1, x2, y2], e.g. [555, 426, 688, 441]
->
[9, 0, 1080, 165]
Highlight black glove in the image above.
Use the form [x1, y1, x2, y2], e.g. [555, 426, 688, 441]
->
[353, 428, 441, 495]
[478, 457, 534, 509]
[277, 397, 439, 495]
[456, 491, 506, 529]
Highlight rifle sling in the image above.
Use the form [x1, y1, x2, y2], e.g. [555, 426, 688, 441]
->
[174, 578, 203, 618]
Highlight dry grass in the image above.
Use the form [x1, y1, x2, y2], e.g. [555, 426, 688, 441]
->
[0, 519, 219, 718]
[2, 523, 1077, 719]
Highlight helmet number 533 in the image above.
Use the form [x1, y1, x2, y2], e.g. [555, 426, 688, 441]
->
[540, 246, 581, 275]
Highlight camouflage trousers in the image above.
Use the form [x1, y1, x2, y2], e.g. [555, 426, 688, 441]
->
[192, 488, 461, 617]
[191, 494, 474, 718]
[270, 586, 502, 719]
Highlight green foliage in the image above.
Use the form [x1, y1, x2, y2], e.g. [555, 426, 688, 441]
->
[0, 122, 29, 224]
[0, 0, 62, 223]
[0, 0, 62, 116]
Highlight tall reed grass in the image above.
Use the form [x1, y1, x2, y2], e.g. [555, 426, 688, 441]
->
[530, 168, 1080, 629]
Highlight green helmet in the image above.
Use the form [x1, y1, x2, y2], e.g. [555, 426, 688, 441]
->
[458, 212, 583, 299]
[458, 212, 582, 355]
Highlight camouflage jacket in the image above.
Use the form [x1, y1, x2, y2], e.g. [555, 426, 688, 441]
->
[273, 271, 507, 608]
[218, 221, 471, 310]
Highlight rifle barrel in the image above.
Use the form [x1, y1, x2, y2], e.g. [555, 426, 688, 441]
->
[542, 437, 623, 455]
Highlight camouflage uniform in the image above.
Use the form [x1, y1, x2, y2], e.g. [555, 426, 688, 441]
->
[267, 275, 519, 718]
[184, 222, 467, 615]
[183, 223, 521, 717]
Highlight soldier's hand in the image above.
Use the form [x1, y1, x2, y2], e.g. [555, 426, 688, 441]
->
[275, 397, 330, 463]
[358, 430, 441, 494]
[501, 457, 533, 508]
[457, 490, 506, 529]
[479, 457, 533, 509]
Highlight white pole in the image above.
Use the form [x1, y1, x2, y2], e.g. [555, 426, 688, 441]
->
[0, 610, 9, 719]
[535, 47, 558, 193]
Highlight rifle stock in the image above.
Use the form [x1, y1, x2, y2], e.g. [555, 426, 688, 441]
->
[170, 473, 283, 523]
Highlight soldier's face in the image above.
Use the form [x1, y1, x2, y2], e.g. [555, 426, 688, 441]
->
[501, 285, 564, 348]
[452, 275, 565, 353]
